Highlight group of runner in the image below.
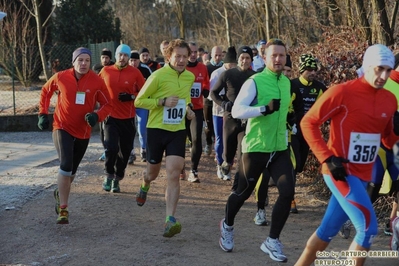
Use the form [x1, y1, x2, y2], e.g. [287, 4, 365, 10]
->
[38, 38, 399, 265]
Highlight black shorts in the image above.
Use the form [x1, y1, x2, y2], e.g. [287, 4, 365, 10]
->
[146, 128, 186, 164]
[53, 129, 89, 176]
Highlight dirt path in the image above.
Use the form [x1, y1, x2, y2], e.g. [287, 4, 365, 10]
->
[0, 132, 397, 265]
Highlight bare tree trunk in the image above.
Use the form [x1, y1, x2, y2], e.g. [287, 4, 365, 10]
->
[174, 0, 185, 39]
[391, 0, 399, 33]
[373, 0, 394, 45]
[32, 0, 49, 80]
[326, 0, 341, 26]
[354, 0, 372, 43]
[264, 0, 270, 40]
[223, 2, 232, 47]
[345, 0, 353, 26]
[275, 0, 280, 37]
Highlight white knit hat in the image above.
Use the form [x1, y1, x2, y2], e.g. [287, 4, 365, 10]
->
[362, 44, 394, 69]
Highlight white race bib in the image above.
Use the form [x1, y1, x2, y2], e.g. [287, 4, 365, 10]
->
[190, 82, 202, 98]
[75, 92, 85, 105]
[162, 99, 186, 124]
[347, 132, 380, 164]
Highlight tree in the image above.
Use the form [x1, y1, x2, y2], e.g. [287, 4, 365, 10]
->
[52, 0, 121, 45]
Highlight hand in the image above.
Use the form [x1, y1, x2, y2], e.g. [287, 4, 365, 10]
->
[202, 90, 209, 98]
[262, 99, 281, 115]
[393, 111, 399, 135]
[37, 114, 49, 130]
[165, 96, 179, 107]
[393, 141, 399, 170]
[287, 111, 296, 126]
[85, 112, 98, 127]
[325, 156, 349, 181]
[222, 101, 233, 112]
[118, 92, 135, 102]
[186, 107, 195, 120]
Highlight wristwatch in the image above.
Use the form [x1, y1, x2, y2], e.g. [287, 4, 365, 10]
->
[260, 106, 266, 114]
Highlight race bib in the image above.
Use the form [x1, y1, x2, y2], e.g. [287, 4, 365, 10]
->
[190, 82, 202, 98]
[163, 99, 186, 124]
[75, 92, 85, 105]
[347, 132, 380, 164]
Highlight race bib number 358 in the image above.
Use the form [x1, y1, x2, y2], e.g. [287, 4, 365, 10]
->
[163, 99, 186, 124]
[348, 132, 380, 164]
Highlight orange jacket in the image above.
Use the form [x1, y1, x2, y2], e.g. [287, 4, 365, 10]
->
[301, 77, 397, 181]
[186, 62, 210, 110]
[39, 68, 112, 139]
[99, 65, 145, 119]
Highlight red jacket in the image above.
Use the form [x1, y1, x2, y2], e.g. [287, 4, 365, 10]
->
[99, 64, 145, 119]
[186, 62, 210, 110]
[39, 68, 112, 139]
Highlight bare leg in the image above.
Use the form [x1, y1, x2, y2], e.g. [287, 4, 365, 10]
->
[295, 232, 329, 266]
[347, 242, 369, 266]
[165, 155, 184, 217]
[57, 173, 73, 206]
[144, 162, 162, 185]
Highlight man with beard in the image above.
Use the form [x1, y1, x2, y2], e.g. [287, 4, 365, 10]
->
[99, 44, 145, 193]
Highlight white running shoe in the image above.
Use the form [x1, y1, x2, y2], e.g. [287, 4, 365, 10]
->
[216, 165, 223, 179]
[390, 216, 399, 254]
[254, 209, 269, 226]
[223, 172, 231, 181]
[219, 218, 234, 252]
[188, 171, 200, 183]
[260, 237, 288, 262]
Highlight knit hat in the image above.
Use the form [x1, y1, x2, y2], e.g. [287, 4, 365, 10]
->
[101, 48, 112, 58]
[299, 54, 317, 73]
[130, 51, 140, 59]
[139, 47, 150, 54]
[115, 44, 131, 58]
[72, 47, 91, 63]
[223, 46, 237, 63]
[362, 44, 394, 70]
[257, 40, 266, 48]
[285, 54, 292, 68]
[237, 46, 253, 61]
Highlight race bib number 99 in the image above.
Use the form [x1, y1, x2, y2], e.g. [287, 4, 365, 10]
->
[348, 132, 380, 164]
[163, 99, 186, 124]
[191, 82, 202, 98]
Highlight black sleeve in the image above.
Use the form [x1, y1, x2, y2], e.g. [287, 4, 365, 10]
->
[210, 71, 227, 106]
[292, 85, 304, 124]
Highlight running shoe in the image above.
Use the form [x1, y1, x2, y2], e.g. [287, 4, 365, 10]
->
[260, 237, 287, 262]
[223, 172, 231, 181]
[219, 218, 234, 252]
[98, 152, 105, 161]
[56, 207, 69, 224]
[290, 199, 298, 213]
[54, 188, 60, 215]
[390, 216, 399, 253]
[216, 165, 223, 179]
[163, 220, 182, 238]
[339, 220, 352, 239]
[254, 209, 269, 226]
[128, 153, 136, 165]
[188, 170, 200, 183]
[385, 219, 393, 236]
[102, 177, 112, 192]
[136, 187, 147, 206]
[221, 161, 231, 175]
[204, 144, 212, 155]
[111, 179, 120, 193]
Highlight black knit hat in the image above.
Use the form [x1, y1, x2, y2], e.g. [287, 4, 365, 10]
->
[101, 48, 112, 58]
[223, 46, 237, 63]
[299, 54, 317, 73]
[139, 47, 150, 54]
[130, 51, 140, 59]
[286, 54, 292, 68]
[237, 46, 253, 61]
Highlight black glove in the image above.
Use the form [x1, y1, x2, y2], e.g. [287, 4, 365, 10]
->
[262, 99, 280, 115]
[85, 112, 98, 127]
[37, 114, 49, 130]
[394, 111, 399, 135]
[325, 156, 349, 181]
[118, 92, 135, 102]
[222, 101, 233, 112]
[202, 90, 209, 98]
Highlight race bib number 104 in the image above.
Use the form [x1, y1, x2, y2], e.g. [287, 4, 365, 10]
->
[163, 99, 186, 124]
[347, 132, 380, 164]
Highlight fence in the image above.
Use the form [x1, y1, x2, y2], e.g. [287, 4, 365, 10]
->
[0, 41, 117, 116]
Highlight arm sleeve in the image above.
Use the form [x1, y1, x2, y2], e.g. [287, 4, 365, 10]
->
[95, 81, 112, 122]
[39, 75, 58, 115]
[231, 79, 264, 119]
[210, 72, 227, 105]
[134, 74, 161, 110]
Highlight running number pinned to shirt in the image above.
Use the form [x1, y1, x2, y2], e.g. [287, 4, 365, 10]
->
[163, 99, 186, 124]
[76, 92, 85, 105]
[190, 82, 202, 98]
[347, 132, 380, 164]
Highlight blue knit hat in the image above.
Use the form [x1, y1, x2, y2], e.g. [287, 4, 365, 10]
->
[115, 44, 131, 58]
[72, 47, 91, 63]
